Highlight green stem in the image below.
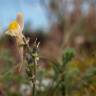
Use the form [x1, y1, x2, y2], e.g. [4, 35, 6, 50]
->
[32, 58, 37, 96]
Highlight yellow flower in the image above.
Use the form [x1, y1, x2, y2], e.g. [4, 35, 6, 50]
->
[6, 20, 20, 37]
[5, 13, 24, 45]
[8, 21, 19, 30]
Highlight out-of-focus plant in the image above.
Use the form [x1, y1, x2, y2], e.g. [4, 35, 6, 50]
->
[36, 48, 75, 96]
[51, 48, 75, 96]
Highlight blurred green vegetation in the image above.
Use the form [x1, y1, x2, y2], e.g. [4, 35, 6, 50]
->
[0, 47, 96, 96]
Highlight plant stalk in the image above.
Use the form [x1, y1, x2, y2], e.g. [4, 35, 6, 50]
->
[23, 37, 39, 96]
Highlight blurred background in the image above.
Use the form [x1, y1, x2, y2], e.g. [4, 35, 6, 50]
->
[0, 0, 96, 96]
